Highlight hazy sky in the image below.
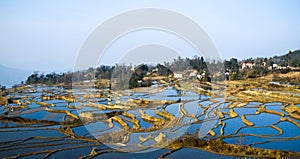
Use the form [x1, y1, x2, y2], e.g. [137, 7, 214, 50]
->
[1, 0, 299, 73]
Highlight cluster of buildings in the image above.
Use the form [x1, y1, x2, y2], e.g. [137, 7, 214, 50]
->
[241, 62, 299, 70]
[145, 68, 206, 81]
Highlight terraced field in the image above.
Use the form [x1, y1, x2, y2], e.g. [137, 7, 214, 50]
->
[0, 80, 299, 158]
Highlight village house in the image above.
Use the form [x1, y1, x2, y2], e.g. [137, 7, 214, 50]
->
[174, 73, 183, 79]
[242, 62, 255, 69]
[272, 64, 278, 69]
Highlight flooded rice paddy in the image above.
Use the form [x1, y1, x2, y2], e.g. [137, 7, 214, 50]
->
[0, 83, 299, 158]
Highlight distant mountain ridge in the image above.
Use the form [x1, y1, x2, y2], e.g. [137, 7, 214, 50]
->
[270, 50, 300, 67]
[0, 64, 31, 88]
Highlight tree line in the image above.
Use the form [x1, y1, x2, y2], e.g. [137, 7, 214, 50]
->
[25, 50, 300, 87]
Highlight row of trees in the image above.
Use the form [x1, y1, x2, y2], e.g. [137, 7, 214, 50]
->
[241, 50, 300, 68]
[26, 72, 72, 85]
[25, 50, 300, 87]
[25, 56, 216, 87]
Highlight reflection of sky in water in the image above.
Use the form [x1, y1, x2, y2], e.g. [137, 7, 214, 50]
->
[233, 107, 257, 115]
[239, 127, 278, 135]
[48, 146, 102, 159]
[222, 111, 300, 151]
[165, 103, 181, 118]
[224, 117, 245, 135]
[211, 124, 221, 135]
[97, 148, 169, 159]
[127, 132, 159, 148]
[276, 121, 299, 138]
[0, 122, 22, 127]
[21, 110, 65, 122]
[199, 100, 211, 107]
[266, 105, 288, 115]
[167, 148, 233, 159]
[3, 140, 86, 157]
[198, 117, 219, 138]
[86, 122, 120, 139]
[72, 125, 90, 137]
[255, 139, 300, 152]
[247, 114, 281, 126]
[181, 91, 199, 101]
[187, 123, 202, 134]
[137, 117, 153, 129]
[0, 129, 64, 142]
[27, 102, 41, 108]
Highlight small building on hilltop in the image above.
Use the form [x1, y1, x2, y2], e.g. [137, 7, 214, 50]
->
[242, 62, 255, 69]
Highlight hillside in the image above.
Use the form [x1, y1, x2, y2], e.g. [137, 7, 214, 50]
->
[270, 50, 300, 67]
[0, 64, 31, 88]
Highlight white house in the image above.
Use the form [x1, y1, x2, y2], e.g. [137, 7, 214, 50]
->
[174, 73, 183, 79]
[272, 64, 278, 69]
[242, 63, 255, 69]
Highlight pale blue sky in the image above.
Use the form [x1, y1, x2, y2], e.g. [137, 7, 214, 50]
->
[1, 0, 299, 72]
